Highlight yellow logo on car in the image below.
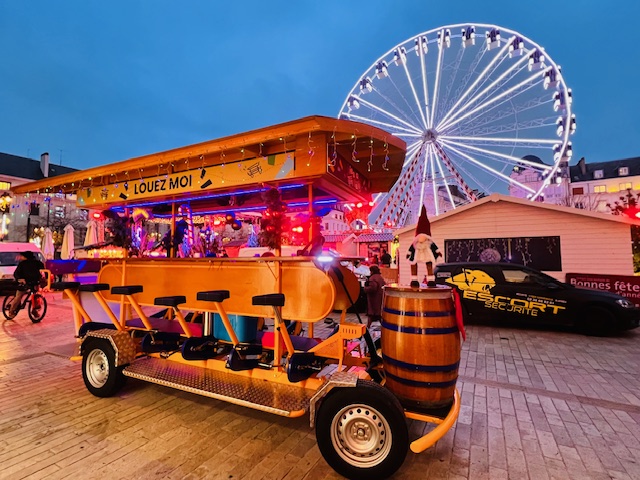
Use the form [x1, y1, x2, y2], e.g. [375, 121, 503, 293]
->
[446, 269, 496, 293]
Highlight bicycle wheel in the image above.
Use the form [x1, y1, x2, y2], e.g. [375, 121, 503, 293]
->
[2, 295, 17, 320]
[28, 293, 47, 323]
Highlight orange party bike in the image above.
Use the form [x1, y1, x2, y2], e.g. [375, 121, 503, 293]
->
[14, 116, 462, 480]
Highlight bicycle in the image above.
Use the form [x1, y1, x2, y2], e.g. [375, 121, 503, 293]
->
[2, 283, 48, 323]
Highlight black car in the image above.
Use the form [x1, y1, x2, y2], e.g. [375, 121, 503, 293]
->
[434, 262, 640, 335]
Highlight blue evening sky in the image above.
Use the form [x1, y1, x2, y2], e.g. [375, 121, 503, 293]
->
[1, 0, 638, 171]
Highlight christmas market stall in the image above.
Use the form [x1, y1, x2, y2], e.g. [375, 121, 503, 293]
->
[13, 115, 461, 479]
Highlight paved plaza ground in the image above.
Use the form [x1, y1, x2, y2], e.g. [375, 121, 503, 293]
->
[1, 292, 639, 479]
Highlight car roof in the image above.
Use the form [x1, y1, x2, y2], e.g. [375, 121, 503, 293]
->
[436, 262, 526, 268]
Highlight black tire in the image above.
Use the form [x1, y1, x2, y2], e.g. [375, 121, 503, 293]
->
[578, 305, 615, 336]
[2, 295, 17, 320]
[315, 379, 408, 480]
[28, 293, 47, 323]
[82, 338, 126, 397]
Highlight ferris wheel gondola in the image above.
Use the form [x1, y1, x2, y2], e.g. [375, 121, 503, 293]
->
[338, 23, 575, 227]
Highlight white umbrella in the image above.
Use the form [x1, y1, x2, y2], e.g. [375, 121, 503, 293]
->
[84, 220, 99, 247]
[61, 224, 75, 260]
[43, 227, 55, 260]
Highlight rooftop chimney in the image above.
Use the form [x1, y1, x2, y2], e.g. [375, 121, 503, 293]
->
[578, 156, 586, 175]
[40, 152, 49, 178]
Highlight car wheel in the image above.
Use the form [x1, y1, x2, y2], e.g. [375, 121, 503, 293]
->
[315, 379, 408, 480]
[82, 338, 126, 397]
[578, 306, 614, 336]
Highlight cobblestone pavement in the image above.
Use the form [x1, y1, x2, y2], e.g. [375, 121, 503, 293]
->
[1, 293, 639, 479]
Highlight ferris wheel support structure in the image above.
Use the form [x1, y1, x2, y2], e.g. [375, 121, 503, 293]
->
[339, 23, 575, 227]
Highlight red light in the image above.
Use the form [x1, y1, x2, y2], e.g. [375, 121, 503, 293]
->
[368, 201, 374, 207]
[213, 219, 221, 226]
[356, 202, 363, 208]
[92, 212, 103, 220]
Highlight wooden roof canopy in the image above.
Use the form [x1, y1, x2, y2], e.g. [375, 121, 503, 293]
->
[13, 116, 406, 215]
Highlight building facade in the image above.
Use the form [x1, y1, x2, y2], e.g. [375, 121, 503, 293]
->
[0, 152, 81, 245]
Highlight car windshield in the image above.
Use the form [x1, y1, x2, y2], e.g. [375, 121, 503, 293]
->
[0, 252, 45, 266]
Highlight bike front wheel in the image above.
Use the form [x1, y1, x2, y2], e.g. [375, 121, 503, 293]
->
[2, 295, 17, 320]
[28, 293, 47, 323]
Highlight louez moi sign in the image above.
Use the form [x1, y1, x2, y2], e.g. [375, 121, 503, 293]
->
[77, 153, 295, 207]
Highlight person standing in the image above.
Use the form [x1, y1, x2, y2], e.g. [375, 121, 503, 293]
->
[380, 248, 392, 267]
[364, 265, 386, 327]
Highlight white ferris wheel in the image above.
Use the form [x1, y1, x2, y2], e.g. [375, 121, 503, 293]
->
[338, 23, 575, 227]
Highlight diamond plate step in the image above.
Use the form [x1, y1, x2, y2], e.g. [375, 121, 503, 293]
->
[123, 357, 314, 417]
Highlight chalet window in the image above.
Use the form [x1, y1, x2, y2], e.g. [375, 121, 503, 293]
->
[0, 181, 11, 190]
[593, 170, 604, 179]
[619, 167, 629, 176]
[54, 206, 65, 218]
[572, 187, 584, 195]
[574, 202, 585, 209]
[620, 182, 632, 190]
[594, 185, 606, 193]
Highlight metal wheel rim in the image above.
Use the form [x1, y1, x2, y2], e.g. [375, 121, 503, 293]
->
[86, 349, 109, 388]
[330, 403, 393, 467]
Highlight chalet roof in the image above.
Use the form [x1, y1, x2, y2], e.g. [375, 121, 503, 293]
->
[395, 193, 640, 236]
[353, 233, 395, 242]
[322, 234, 351, 243]
[0, 152, 77, 181]
[570, 156, 640, 182]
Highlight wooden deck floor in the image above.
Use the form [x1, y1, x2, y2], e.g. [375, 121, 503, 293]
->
[1, 293, 640, 479]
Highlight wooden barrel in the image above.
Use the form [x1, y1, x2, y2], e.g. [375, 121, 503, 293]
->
[381, 284, 461, 413]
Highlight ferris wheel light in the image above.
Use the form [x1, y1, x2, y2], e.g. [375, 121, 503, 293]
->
[394, 47, 407, 66]
[359, 77, 373, 93]
[570, 114, 577, 134]
[348, 97, 360, 109]
[462, 26, 475, 47]
[376, 61, 389, 79]
[543, 67, 559, 90]
[414, 36, 428, 55]
[528, 49, 545, 70]
[509, 36, 525, 57]
[485, 28, 501, 50]
[556, 117, 564, 136]
[553, 91, 566, 111]
[438, 29, 451, 48]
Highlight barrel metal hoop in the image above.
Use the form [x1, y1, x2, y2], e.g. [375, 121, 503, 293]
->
[382, 307, 456, 318]
[380, 320, 458, 335]
[382, 354, 459, 372]
[385, 371, 458, 389]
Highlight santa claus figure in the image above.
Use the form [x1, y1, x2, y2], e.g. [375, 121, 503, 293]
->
[406, 206, 442, 287]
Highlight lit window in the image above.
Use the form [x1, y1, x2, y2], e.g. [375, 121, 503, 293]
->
[594, 185, 606, 193]
[0, 181, 11, 190]
[54, 206, 65, 218]
[619, 167, 629, 176]
[593, 170, 604, 179]
[620, 182, 632, 190]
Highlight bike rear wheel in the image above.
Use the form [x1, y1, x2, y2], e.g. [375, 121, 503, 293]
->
[2, 295, 17, 320]
[28, 293, 47, 323]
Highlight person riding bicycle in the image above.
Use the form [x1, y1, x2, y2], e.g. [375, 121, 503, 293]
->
[9, 251, 45, 316]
